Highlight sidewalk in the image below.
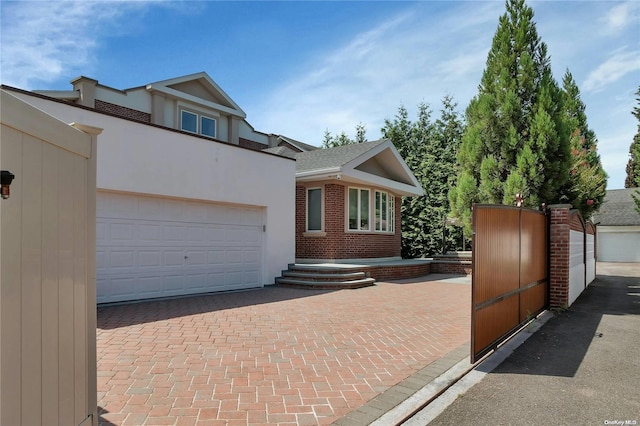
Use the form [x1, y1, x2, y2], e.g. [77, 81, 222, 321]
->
[405, 262, 640, 425]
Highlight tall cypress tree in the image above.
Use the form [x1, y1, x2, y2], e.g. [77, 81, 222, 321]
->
[561, 70, 607, 218]
[450, 0, 570, 232]
[625, 86, 640, 188]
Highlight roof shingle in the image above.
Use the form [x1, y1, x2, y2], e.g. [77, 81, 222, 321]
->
[592, 188, 640, 226]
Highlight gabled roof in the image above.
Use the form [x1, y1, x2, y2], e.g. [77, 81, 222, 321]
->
[277, 135, 319, 152]
[262, 146, 299, 159]
[592, 188, 640, 226]
[295, 139, 423, 197]
[145, 72, 246, 118]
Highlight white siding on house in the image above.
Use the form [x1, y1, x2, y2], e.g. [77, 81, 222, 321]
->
[95, 86, 151, 113]
[569, 230, 585, 306]
[9, 91, 296, 296]
[586, 234, 596, 284]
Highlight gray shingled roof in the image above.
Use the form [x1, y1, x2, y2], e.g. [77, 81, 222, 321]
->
[592, 188, 640, 226]
[262, 146, 298, 159]
[277, 135, 320, 152]
[294, 139, 387, 172]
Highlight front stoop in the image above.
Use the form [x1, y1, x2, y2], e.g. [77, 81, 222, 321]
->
[276, 264, 376, 289]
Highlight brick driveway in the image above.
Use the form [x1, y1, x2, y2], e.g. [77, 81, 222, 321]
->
[97, 275, 470, 425]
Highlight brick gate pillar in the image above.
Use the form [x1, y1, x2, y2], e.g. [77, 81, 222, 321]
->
[549, 204, 572, 308]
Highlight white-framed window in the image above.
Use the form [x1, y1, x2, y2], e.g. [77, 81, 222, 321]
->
[348, 187, 370, 231]
[375, 190, 395, 233]
[306, 187, 323, 231]
[180, 109, 217, 138]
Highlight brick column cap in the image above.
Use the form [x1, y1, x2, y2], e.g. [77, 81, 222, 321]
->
[548, 204, 573, 209]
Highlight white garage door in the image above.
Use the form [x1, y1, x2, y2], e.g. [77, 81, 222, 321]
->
[598, 232, 640, 262]
[97, 192, 264, 304]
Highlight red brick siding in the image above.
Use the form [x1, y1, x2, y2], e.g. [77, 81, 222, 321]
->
[295, 183, 402, 259]
[430, 262, 472, 275]
[570, 211, 586, 232]
[239, 138, 268, 151]
[367, 263, 431, 281]
[95, 100, 150, 123]
[549, 206, 570, 308]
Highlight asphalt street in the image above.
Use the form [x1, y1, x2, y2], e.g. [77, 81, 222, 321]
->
[411, 263, 640, 426]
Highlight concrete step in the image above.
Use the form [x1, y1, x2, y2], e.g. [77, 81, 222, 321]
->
[276, 277, 376, 289]
[281, 271, 367, 281]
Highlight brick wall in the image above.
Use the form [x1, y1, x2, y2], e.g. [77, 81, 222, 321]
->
[239, 138, 268, 151]
[431, 262, 472, 275]
[549, 205, 571, 308]
[295, 183, 402, 259]
[367, 263, 431, 281]
[95, 100, 150, 123]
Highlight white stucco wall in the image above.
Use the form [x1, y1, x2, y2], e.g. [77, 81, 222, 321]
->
[10, 91, 296, 285]
[239, 121, 269, 144]
[95, 86, 151, 113]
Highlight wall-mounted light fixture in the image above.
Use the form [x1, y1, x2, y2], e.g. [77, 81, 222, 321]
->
[1, 171, 15, 199]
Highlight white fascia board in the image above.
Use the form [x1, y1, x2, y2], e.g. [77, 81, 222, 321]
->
[342, 140, 423, 191]
[146, 72, 246, 116]
[296, 167, 342, 181]
[343, 169, 424, 196]
[146, 85, 246, 118]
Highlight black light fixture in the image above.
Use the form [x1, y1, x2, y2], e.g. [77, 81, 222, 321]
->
[1, 171, 15, 199]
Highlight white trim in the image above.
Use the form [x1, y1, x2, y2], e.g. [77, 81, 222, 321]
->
[375, 190, 395, 233]
[145, 71, 246, 117]
[179, 107, 217, 139]
[347, 187, 371, 231]
[147, 85, 245, 118]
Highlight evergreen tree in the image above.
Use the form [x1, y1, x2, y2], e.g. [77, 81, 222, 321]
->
[561, 70, 607, 218]
[625, 86, 640, 188]
[322, 123, 367, 148]
[382, 98, 464, 257]
[450, 0, 571, 232]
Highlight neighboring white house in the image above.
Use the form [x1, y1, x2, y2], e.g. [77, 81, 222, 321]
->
[592, 188, 640, 262]
[4, 74, 296, 304]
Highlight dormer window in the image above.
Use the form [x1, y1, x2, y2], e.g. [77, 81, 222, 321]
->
[180, 109, 216, 138]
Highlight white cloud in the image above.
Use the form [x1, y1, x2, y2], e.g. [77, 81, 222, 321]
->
[583, 48, 640, 93]
[248, 2, 501, 145]
[600, 1, 640, 35]
[0, 1, 161, 89]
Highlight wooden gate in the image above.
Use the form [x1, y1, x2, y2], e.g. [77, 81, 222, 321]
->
[471, 205, 548, 363]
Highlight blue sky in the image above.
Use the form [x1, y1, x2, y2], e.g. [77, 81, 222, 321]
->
[1, 1, 638, 189]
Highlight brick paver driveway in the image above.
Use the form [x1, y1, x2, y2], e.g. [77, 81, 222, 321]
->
[97, 275, 470, 425]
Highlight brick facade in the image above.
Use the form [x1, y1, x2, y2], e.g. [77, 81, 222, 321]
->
[295, 183, 402, 260]
[549, 205, 571, 308]
[95, 100, 151, 123]
[239, 137, 268, 151]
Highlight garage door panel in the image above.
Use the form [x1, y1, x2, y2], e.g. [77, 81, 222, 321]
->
[110, 250, 135, 268]
[97, 192, 264, 303]
[110, 222, 135, 241]
[598, 232, 640, 262]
